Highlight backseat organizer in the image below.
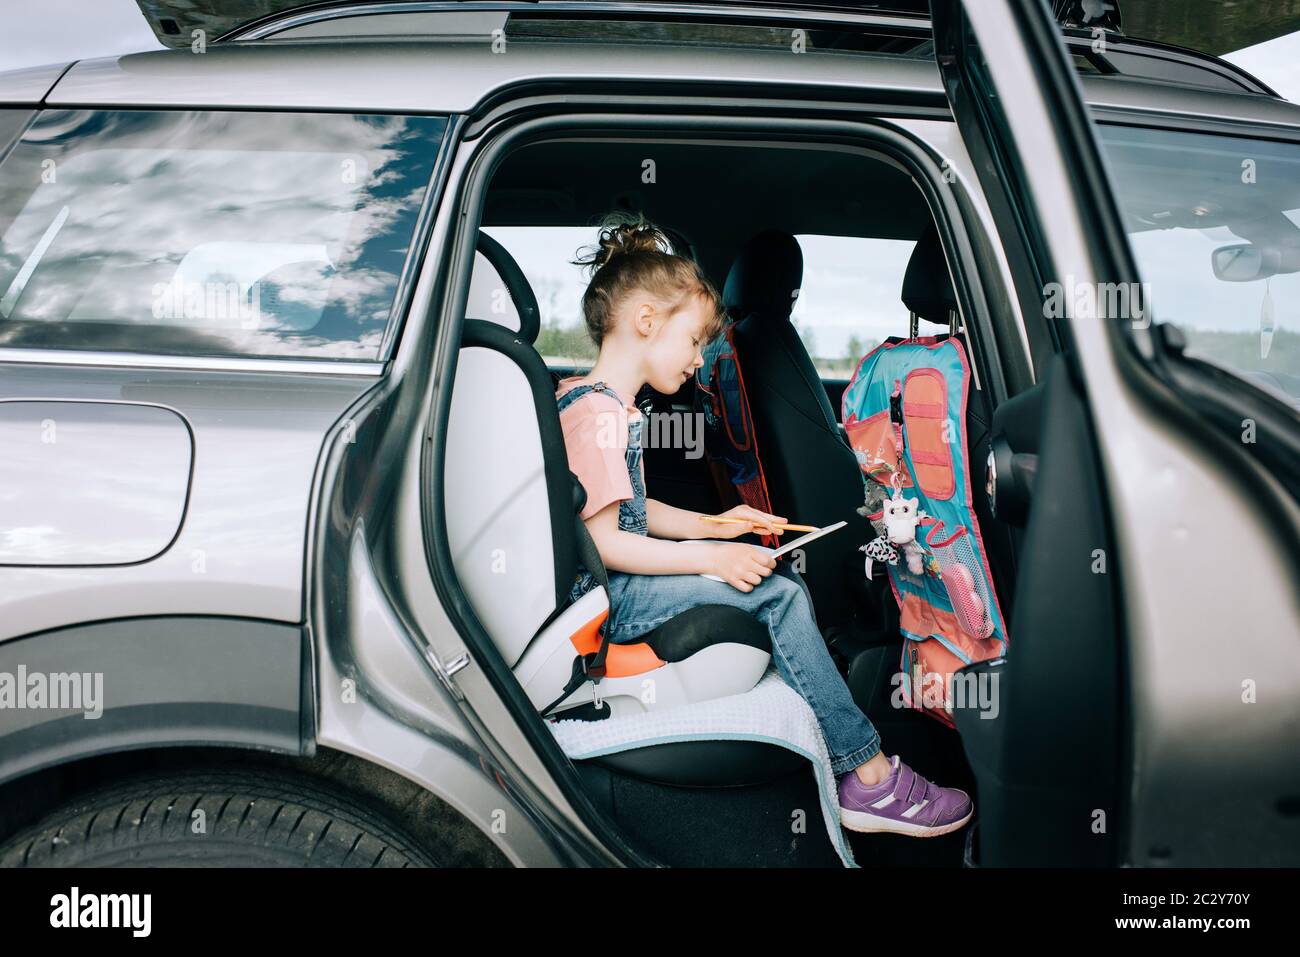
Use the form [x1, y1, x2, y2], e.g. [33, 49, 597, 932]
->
[693, 321, 780, 548]
[841, 335, 1008, 727]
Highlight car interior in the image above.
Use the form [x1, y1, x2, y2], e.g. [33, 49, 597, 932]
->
[443, 134, 1024, 866]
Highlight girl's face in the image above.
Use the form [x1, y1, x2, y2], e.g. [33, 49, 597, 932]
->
[639, 292, 712, 395]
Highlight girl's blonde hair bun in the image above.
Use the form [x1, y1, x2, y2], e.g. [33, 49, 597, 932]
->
[571, 211, 725, 348]
[575, 212, 671, 273]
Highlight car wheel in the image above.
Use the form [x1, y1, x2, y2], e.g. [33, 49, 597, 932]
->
[0, 768, 439, 867]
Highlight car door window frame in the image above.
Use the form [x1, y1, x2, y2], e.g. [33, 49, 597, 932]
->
[417, 105, 1032, 867]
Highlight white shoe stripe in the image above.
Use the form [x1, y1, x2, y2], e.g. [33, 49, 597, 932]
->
[869, 794, 896, 810]
[900, 798, 930, 820]
[840, 805, 973, 837]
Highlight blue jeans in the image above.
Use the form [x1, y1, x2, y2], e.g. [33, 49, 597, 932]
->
[605, 562, 882, 776]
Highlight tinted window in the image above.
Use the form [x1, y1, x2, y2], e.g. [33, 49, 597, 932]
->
[1099, 124, 1300, 407]
[0, 110, 446, 361]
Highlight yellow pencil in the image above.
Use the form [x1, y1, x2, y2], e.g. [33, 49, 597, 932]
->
[700, 516, 819, 533]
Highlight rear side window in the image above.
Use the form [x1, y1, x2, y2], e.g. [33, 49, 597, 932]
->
[0, 110, 446, 362]
[792, 234, 917, 379]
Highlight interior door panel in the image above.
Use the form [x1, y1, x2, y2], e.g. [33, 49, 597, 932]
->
[954, 355, 1120, 866]
[930, 0, 1128, 865]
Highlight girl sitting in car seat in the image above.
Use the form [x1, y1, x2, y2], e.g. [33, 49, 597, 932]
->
[555, 213, 972, 838]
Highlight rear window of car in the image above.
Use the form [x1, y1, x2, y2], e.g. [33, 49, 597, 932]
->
[792, 234, 917, 379]
[0, 109, 447, 362]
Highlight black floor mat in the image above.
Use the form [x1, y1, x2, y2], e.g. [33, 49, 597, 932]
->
[575, 761, 845, 867]
[570, 633, 978, 867]
[575, 733, 973, 869]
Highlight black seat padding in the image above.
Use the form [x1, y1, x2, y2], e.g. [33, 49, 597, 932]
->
[473, 230, 541, 342]
[592, 739, 808, 788]
[724, 231, 870, 630]
[637, 604, 771, 662]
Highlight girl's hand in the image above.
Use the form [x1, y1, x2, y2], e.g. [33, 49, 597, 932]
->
[704, 542, 778, 593]
[704, 504, 788, 539]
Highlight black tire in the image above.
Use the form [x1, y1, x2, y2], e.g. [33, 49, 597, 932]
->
[0, 768, 439, 868]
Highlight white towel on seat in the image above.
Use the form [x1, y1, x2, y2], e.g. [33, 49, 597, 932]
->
[546, 667, 856, 867]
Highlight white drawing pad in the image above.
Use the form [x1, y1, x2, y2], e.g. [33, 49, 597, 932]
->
[767, 520, 847, 559]
[682, 521, 847, 582]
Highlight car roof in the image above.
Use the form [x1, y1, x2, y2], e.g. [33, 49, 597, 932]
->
[31, 41, 946, 113]
[8, 38, 1294, 134]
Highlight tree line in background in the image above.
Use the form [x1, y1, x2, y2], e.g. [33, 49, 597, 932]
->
[534, 266, 1298, 400]
[536, 317, 876, 378]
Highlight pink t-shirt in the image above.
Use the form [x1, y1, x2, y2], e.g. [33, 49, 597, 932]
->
[555, 376, 645, 521]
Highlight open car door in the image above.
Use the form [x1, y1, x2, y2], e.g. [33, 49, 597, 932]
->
[931, 0, 1300, 866]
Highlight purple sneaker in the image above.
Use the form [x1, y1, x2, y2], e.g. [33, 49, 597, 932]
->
[838, 755, 973, 837]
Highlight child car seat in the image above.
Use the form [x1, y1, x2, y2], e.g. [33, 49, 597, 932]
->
[840, 226, 1009, 727]
[445, 232, 774, 722]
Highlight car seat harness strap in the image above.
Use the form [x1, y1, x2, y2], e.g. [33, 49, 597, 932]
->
[544, 381, 632, 719]
[539, 512, 612, 720]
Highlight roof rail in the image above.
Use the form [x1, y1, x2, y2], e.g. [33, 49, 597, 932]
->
[215, 1, 1280, 99]
[221, 1, 931, 43]
[1062, 29, 1279, 97]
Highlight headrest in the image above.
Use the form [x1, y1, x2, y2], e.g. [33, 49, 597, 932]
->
[901, 223, 957, 325]
[467, 231, 541, 343]
[723, 230, 803, 323]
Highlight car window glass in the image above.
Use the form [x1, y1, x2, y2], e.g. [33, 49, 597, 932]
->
[1098, 124, 1300, 408]
[792, 234, 916, 379]
[0, 110, 446, 361]
[0, 109, 31, 156]
[479, 224, 626, 368]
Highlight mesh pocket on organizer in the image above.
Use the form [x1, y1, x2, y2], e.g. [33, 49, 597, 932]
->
[925, 521, 994, 640]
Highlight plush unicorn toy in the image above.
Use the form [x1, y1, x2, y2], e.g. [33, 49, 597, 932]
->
[879, 489, 928, 575]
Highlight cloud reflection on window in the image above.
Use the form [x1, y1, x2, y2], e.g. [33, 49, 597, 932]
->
[0, 110, 446, 360]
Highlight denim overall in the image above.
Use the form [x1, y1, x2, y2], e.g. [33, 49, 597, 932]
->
[556, 381, 647, 606]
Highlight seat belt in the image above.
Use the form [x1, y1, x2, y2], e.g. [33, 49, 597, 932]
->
[539, 513, 613, 719]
